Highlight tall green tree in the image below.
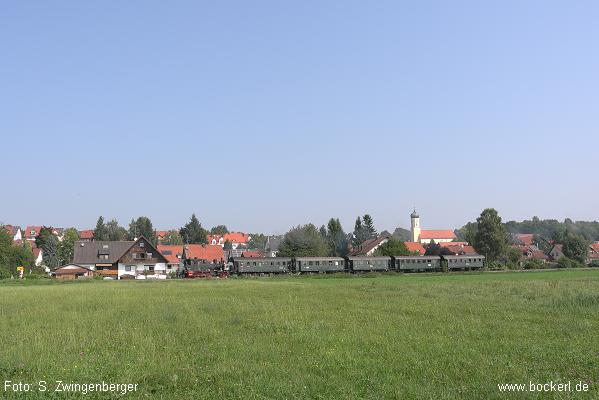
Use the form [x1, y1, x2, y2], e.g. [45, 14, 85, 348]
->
[248, 233, 267, 249]
[455, 222, 477, 244]
[94, 216, 108, 241]
[0, 230, 35, 278]
[36, 227, 60, 269]
[128, 217, 157, 244]
[277, 224, 328, 257]
[161, 230, 184, 245]
[374, 238, 412, 256]
[352, 214, 377, 247]
[326, 218, 348, 257]
[106, 219, 128, 241]
[210, 225, 229, 235]
[179, 214, 207, 244]
[58, 228, 79, 265]
[319, 225, 327, 239]
[562, 234, 588, 264]
[362, 214, 377, 238]
[473, 208, 508, 262]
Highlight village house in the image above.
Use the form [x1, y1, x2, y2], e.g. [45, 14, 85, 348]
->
[514, 234, 535, 246]
[182, 244, 225, 264]
[439, 242, 478, 256]
[588, 243, 599, 263]
[156, 231, 169, 243]
[52, 264, 94, 280]
[207, 232, 251, 249]
[78, 230, 94, 242]
[548, 244, 564, 261]
[404, 241, 426, 255]
[33, 247, 43, 267]
[241, 250, 264, 258]
[2, 225, 22, 241]
[510, 244, 549, 263]
[23, 226, 64, 241]
[72, 236, 168, 279]
[264, 235, 283, 257]
[24, 226, 42, 241]
[157, 245, 184, 273]
[410, 210, 457, 244]
[348, 235, 390, 256]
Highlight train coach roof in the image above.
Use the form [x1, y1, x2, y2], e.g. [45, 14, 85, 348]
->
[232, 257, 292, 261]
[295, 257, 345, 261]
[394, 256, 441, 260]
[443, 254, 485, 259]
[346, 256, 391, 260]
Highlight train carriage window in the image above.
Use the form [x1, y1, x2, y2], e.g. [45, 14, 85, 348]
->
[309, 261, 313, 266]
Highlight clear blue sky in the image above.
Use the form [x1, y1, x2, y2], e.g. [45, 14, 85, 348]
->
[1, 1, 598, 234]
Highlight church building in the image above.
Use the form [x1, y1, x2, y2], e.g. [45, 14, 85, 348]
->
[410, 210, 457, 244]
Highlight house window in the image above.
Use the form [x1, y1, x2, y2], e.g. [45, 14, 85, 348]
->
[125, 266, 131, 272]
[147, 253, 152, 258]
[167, 265, 172, 269]
[149, 266, 154, 271]
[140, 242, 145, 247]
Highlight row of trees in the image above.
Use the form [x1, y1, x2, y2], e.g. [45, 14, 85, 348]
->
[459, 208, 590, 266]
[34, 227, 80, 269]
[93, 214, 237, 246]
[0, 229, 35, 278]
[277, 214, 414, 258]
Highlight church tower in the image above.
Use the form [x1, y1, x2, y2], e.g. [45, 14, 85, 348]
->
[410, 209, 421, 243]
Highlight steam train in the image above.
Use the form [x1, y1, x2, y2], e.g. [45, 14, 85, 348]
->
[181, 254, 485, 277]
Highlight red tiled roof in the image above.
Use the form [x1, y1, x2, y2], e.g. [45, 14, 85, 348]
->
[462, 245, 477, 254]
[24, 226, 43, 238]
[516, 234, 534, 246]
[53, 265, 93, 275]
[348, 235, 389, 256]
[2, 225, 20, 236]
[207, 232, 251, 245]
[184, 244, 224, 263]
[32, 248, 42, 259]
[439, 241, 468, 248]
[590, 243, 599, 253]
[241, 250, 264, 258]
[404, 242, 426, 255]
[156, 231, 169, 239]
[157, 245, 184, 264]
[419, 230, 457, 240]
[530, 250, 548, 260]
[224, 232, 250, 243]
[79, 230, 94, 239]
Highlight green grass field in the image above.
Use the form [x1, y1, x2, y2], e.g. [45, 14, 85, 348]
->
[1, 270, 599, 399]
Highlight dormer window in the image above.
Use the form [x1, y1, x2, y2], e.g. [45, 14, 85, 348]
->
[103, 245, 109, 249]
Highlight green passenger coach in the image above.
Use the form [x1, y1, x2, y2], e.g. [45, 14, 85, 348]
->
[233, 257, 292, 274]
[346, 256, 391, 272]
[295, 257, 346, 273]
[392, 256, 442, 272]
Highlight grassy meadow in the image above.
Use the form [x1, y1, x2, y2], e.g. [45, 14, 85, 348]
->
[1, 270, 599, 399]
